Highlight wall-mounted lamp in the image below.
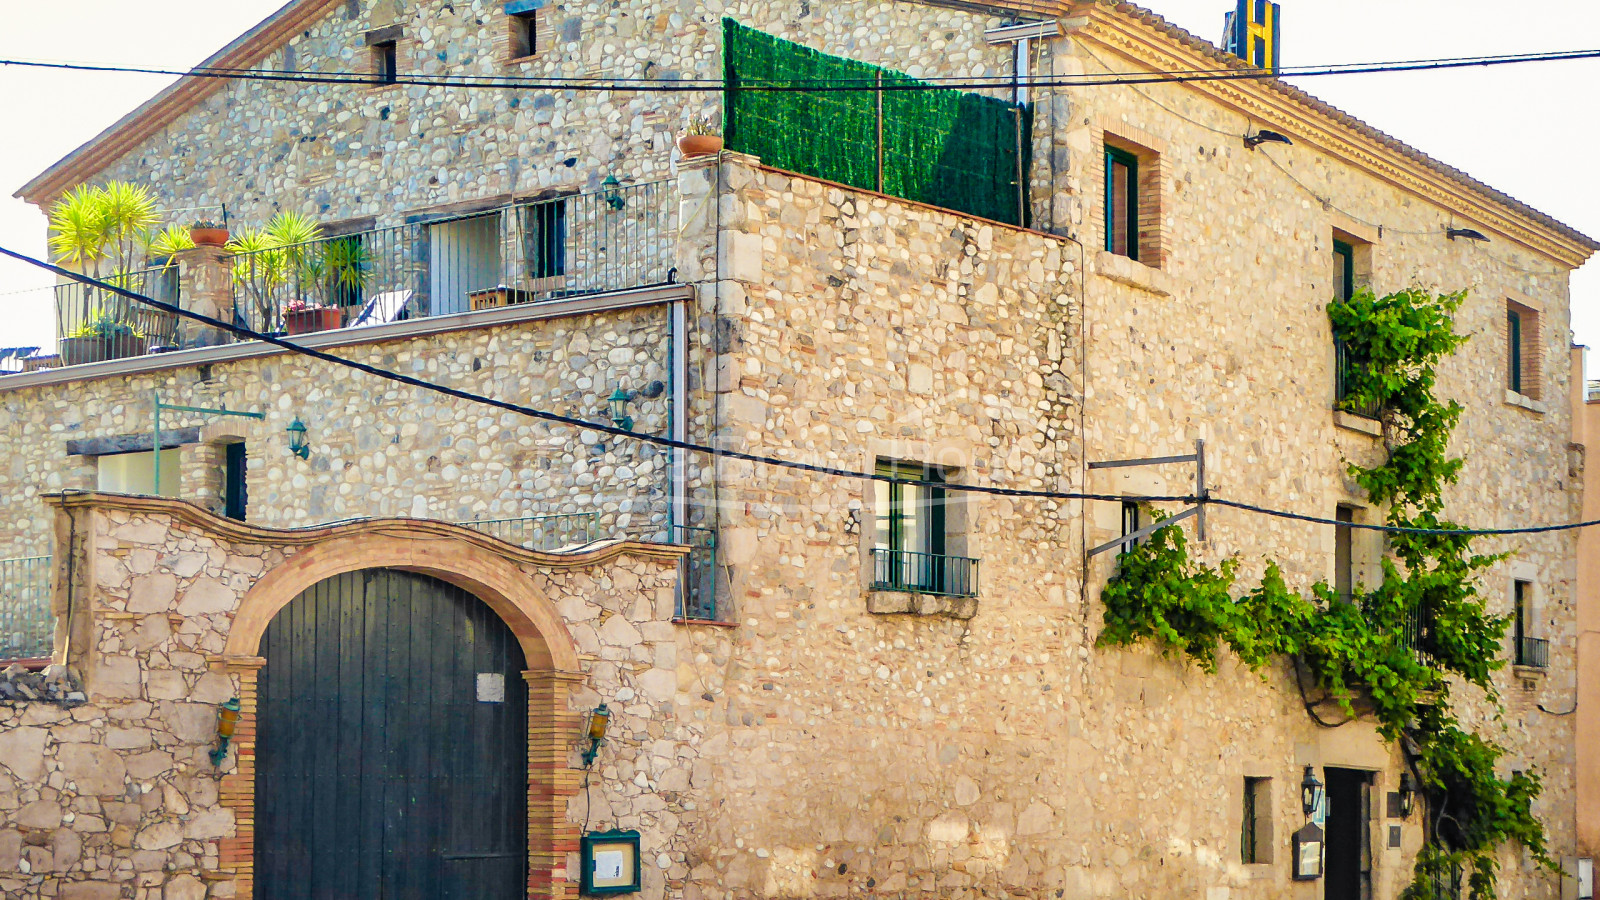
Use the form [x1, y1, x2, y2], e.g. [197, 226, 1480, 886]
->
[601, 175, 627, 211]
[209, 697, 242, 767]
[1301, 765, 1325, 817]
[607, 388, 634, 431]
[582, 703, 611, 767]
[1244, 129, 1293, 149]
[286, 417, 311, 459]
[1447, 227, 1490, 242]
[1398, 771, 1418, 818]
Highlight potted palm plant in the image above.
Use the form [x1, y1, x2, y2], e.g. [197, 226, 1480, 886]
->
[677, 113, 724, 158]
[48, 181, 161, 362]
[227, 212, 323, 333]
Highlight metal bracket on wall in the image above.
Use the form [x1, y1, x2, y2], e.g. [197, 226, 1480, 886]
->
[151, 391, 265, 496]
[1084, 438, 1207, 558]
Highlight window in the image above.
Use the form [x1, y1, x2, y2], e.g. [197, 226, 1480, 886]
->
[1105, 146, 1139, 260]
[1333, 240, 1354, 304]
[1512, 579, 1547, 667]
[1119, 501, 1146, 558]
[1242, 777, 1273, 864]
[1334, 505, 1355, 602]
[372, 41, 398, 84]
[519, 197, 567, 281]
[509, 8, 539, 59]
[97, 449, 180, 498]
[1506, 299, 1541, 400]
[871, 460, 974, 597]
[1332, 233, 1377, 414]
[365, 26, 403, 84]
[224, 443, 248, 521]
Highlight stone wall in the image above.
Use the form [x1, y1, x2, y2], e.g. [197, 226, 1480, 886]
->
[0, 494, 691, 900]
[0, 302, 675, 555]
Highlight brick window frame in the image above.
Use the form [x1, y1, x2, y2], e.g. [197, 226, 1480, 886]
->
[1095, 126, 1167, 269]
[504, 0, 553, 63]
[1505, 294, 1543, 401]
[363, 25, 404, 86]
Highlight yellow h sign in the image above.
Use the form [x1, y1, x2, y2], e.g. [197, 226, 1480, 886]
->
[1226, 0, 1281, 72]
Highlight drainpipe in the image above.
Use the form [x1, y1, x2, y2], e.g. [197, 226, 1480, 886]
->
[670, 297, 688, 540]
[983, 21, 1063, 107]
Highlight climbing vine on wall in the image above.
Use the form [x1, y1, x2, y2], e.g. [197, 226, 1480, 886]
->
[1097, 287, 1551, 899]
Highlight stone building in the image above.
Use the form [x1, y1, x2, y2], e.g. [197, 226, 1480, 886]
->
[0, 1, 1594, 899]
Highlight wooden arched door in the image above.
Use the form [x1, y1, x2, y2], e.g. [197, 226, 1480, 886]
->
[256, 568, 529, 899]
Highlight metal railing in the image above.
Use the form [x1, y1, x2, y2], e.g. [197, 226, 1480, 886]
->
[870, 548, 979, 598]
[229, 180, 675, 337]
[459, 513, 600, 551]
[0, 556, 53, 663]
[1515, 636, 1549, 668]
[1400, 602, 1430, 662]
[674, 525, 718, 621]
[1334, 338, 1381, 418]
[53, 267, 182, 365]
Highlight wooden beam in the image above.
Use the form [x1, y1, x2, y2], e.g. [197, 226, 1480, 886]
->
[66, 428, 201, 456]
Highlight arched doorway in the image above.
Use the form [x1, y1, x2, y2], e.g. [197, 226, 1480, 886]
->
[255, 568, 529, 899]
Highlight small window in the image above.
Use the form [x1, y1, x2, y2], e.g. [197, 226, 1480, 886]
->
[1512, 579, 1547, 667]
[97, 449, 180, 498]
[1242, 777, 1272, 864]
[872, 459, 972, 597]
[510, 10, 538, 59]
[1332, 240, 1354, 303]
[372, 41, 398, 84]
[1119, 501, 1146, 557]
[518, 197, 567, 280]
[1507, 309, 1523, 394]
[1105, 146, 1139, 261]
[1506, 300, 1540, 400]
[1334, 505, 1355, 602]
[224, 443, 248, 521]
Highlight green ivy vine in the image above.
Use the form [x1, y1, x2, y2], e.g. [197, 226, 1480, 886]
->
[1097, 287, 1549, 899]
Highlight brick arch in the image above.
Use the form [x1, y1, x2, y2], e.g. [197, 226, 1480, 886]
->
[223, 531, 579, 670]
[219, 531, 586, 900]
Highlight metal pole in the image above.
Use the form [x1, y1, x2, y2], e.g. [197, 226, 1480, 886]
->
[1196, 438, 1207, 541]
[1013, 107, 1026, 227]
[875, 70, 884, 194]
[152, 392, 162, 496]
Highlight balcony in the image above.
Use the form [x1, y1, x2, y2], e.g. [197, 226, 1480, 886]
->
[458, 513, 600, 551]
[870, 548, 979, 599]
[22, 180, 675, 370]
[1514, 636, 1549, 668]
[0, 556, 52, 665]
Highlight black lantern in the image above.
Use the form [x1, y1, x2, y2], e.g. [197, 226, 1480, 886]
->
[607, 388, 633, 431]
[1398, 771, 1417, 818]
[286, 417, 311, 459]
[581, 703, 610, 767]
[1292, 822, 1325, 881]
[1301, 765, 1325, 817]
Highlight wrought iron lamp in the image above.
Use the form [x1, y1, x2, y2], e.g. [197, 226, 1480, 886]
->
[209, 697, 242, 767]
[607, 388, 634, 432]
[1301, 765, 1325, 817]
[1398, 771, 1418, 818]
[601, 175, 627, 211]
[582, 703, 611, 767]
[1447, 227, 1490, 242]
[286, 418, 312, 459]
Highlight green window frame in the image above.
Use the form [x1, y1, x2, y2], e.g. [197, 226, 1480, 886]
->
[1513, 579, 1529, 652]
[1508, 309, 1524, 394]
[1242, 777, 1266, 864]
[874, 460, 946, 557]
[1105, 145, 1140, 261]
[1333, 240, 1354, 303]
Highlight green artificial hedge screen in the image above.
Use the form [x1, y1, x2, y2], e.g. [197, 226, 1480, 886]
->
[722, 19, 1031, 227]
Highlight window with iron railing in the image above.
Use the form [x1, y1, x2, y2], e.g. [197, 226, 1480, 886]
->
[1331, 237, 1380, 418]
[871, 460, 978, 598]
[1512, 580, 1547, 668]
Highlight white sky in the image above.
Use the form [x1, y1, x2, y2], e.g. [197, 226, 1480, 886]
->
[2, 0, 1598, 370]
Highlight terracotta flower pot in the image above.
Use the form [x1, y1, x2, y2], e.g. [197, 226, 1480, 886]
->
[58, 336, 107, 367]
[285, 307, 343, 335]
[677, 134, 724, 159]
[190, 227, 230, 247]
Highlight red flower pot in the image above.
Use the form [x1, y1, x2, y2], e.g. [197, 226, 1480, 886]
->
[284, 307, 343, 335]
[677, 135, 724, 159]
[190, 227, 230, 247]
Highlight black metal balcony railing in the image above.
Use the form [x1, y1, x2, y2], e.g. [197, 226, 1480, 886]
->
[22, 180, 675, 370]
[871, 548, 980, 598]
[1515, 636, 1549, 668]
[0, 556, 53, 664]
[1334, 338, 1381, 418]
[459, 513, 600, 551]
[674, 525, 718, 621]
[230, 180, 674, 338]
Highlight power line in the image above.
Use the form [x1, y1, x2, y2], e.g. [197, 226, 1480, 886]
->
[0, 245, 1183, 506]
[2, 45, 1598, 93]
[4, 245, 1597, 540]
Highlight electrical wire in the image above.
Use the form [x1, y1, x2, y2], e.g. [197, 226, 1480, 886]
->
[8, 249, 1600, 538]
[3, 45, 1600, 93]
[0, 245, 1188, 506]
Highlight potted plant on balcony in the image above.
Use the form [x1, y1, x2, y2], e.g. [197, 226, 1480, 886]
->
[188, 219, 229, 247]
[48, 182, 165, 363]
[282, 298, 342, 335]
[228, 212, 325, 333]
[677, 114, 724, 159]
[59, 315, 144, 365]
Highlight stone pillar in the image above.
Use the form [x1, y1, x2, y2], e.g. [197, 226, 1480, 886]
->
[182, 442, 228, 516]
[217, 655, 265, 899]
[174, 246, 234, 348]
